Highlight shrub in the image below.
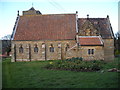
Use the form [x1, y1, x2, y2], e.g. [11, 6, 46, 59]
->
[45, 64, 53, 69]
[65, 57, 83, 62]
[115, 50, 120, 56]
[44, 57, 105, 72]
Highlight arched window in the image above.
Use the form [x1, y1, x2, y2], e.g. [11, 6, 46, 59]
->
[19, 44, 23, 53]
[65, 44, 69, 51]
[50, 44, 54, 52]
[34, 44, 38, 53]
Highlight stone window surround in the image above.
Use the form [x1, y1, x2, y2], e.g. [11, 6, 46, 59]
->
[16, 43, 74, 54]
[88, 49, 94, 55]
[19, 44, 24, 53]
[49, 44, 54, 52]
[34, 44, 39, 53]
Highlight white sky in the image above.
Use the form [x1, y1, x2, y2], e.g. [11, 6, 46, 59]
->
[0, 0, 119, 38]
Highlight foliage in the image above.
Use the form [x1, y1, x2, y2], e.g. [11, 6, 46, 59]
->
[1, 34, 11, 56]
[44, 57, 105, 72]
[115, 49, 120, 55]
[114, 32, 120, 52]
[2, 58, 119, 88]
[2, 40, 11, 56]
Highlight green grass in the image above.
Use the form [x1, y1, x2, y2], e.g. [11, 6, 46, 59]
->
[2, 58, 120, 88]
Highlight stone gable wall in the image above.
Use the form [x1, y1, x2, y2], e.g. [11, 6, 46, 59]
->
[23, 10, 37, 15]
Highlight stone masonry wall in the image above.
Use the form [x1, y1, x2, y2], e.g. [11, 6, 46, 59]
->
[103, 39, 114, 61]
[11, 40, 77, 62]
[79, 46, 104, 60]
[11, 40, 105, 62]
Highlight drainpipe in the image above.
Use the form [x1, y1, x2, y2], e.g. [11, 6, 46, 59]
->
[45, 43, 47, 61]
[14, 44, 16, 62]
[76, 11, 79, 51]
[29, 44, 31, 61]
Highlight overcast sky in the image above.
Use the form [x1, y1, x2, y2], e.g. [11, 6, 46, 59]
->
[0, 0, 119, 39]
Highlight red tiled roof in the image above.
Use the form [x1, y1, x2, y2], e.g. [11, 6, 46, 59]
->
[79, 36, 103, 46]
[14, 14, 76, 40]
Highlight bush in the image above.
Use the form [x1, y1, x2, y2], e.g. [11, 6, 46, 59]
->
[44, 57, 105, 72]
[115, 50, 120, 57]
[45, 63, 53, 69]
[65, 57, 83, 62]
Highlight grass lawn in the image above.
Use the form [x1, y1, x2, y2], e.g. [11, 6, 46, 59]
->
[2, 58, 120, 88]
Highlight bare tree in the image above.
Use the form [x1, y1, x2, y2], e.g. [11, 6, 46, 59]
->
[1, 34, 11, 40]
[1, 34, 11, 56]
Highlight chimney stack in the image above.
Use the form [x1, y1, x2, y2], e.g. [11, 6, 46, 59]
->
[107, 15, 109, 19]
[76, 11, 78, 14]
[87, 14, 89, 19]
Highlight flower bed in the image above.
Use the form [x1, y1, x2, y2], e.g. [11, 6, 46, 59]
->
[44, 57, 105, 72]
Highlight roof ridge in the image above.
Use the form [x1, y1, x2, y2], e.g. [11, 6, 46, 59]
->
[21, 13, 76, 17]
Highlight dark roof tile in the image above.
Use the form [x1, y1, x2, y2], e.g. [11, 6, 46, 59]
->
[78, 18, 113, 39]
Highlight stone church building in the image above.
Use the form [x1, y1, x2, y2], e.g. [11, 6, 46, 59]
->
[11, 7, 114, 62]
